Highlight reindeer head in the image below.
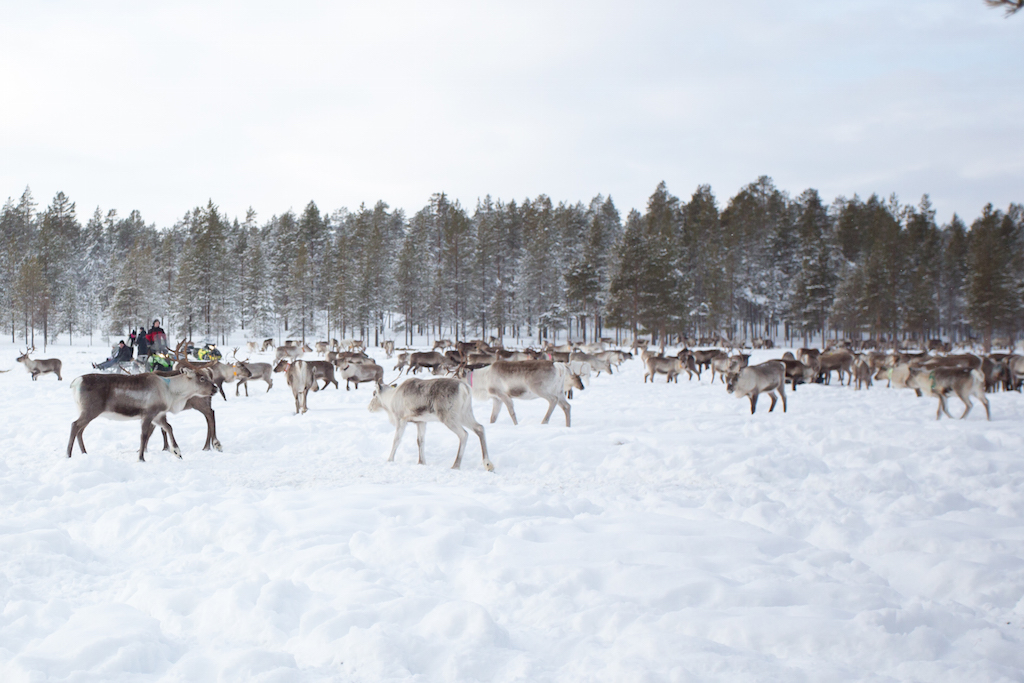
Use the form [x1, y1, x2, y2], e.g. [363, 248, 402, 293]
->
[180, 367, 217, 397]
[232, 362, 253, 380]
[368, 381, 395, 414]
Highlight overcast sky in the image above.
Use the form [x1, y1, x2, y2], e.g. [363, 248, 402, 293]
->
[1, 1, 1021, 228]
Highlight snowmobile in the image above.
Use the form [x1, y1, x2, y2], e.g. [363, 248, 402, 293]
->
[192, 343, 222, 362]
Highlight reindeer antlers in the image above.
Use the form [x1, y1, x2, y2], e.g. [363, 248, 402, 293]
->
[172, 339, 217, 370]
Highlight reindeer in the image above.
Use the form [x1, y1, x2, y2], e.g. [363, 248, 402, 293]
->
[275, 344, 304, 364]
[306, 360, 339, 391]
[853, 356, 873, 390]
[339, 360, 384, 390]
[408, 351, 454, 375]
[233, 361, 274, 395]
[261, 338, 275, 352]
[676, 350, 701, 380]
[726, 361, 787, 414]
[16, 349, 62, 380]
[818, 349, 855, 385]
[645, 356, 683, 383]
[394, 352, 410, 372]
[905, 367, 990, 420]
[369, 378, 493, 471]
[691, 349, 726, 372]
[274, 359, 315, 414]
[780, 359, 813, 391]
[569, 350, 613, 376]
[464, 361, 583, 427]
[711, 354, 748, 384]
[67, 368, 216, 461]
[175, 359, 242, 401]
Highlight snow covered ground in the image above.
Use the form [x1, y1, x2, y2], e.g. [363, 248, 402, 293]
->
[2, 340, 1024, 682]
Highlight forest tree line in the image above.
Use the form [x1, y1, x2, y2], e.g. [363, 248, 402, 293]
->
[1, 177, 1021, 351]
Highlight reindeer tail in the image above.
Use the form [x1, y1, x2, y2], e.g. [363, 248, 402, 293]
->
[69, 376, 84, 406]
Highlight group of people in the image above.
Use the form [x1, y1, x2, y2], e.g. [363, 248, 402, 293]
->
[93, 320, 167, 370]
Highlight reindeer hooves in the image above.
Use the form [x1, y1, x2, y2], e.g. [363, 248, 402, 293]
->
[485, 462, 495, 472]
[213, 442, 223, 452]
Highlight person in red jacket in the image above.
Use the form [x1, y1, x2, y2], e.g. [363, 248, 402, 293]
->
[146, 319, 167, 353]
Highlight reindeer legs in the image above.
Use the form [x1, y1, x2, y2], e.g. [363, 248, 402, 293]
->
[934, 391, 956, 420]
[416, 421, 428, 465]
[489, 393, 517, 425]
[153, 414, 182, 459]
[388, 420, 409, 462]
[139, 417, 156, 462]
[67, 411, 99, 458]
[446, 421, 467, 469]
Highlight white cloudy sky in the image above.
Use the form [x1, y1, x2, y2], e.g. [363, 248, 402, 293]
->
[1, 1, 1021, 227]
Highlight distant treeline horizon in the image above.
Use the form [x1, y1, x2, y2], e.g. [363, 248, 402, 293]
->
[1, 177, 1021, 351]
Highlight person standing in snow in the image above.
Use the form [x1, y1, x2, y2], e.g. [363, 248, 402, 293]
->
[135, 322, 149, 362]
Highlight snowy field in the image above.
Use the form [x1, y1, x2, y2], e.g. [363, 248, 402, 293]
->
[2, 340, 1024, 682]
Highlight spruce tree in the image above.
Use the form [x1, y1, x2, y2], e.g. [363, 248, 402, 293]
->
[857, 195, 904, 343]
[606, 210, 648, 341]
[967, 204, 1021, 351]
[902, 197, 941, 341]
[789, 189, 837, 345]
[939, 214, 969, 341]
[639, 182, 684, 346]
[681, 185, 725, 338]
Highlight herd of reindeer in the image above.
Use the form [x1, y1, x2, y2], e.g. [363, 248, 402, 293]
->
[5, 332, 1023, 470]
